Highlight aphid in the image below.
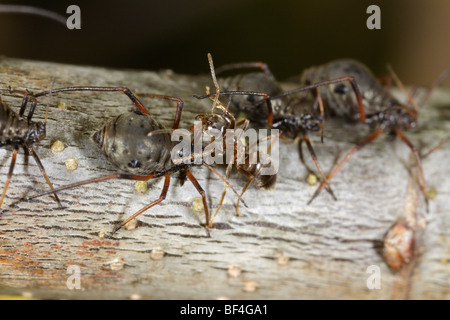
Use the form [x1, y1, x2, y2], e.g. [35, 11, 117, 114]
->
[26, 86, 242, 235]
[197, 60, 366, 199]
[297, 59, 448, 207]
[0, 89, 61, 207]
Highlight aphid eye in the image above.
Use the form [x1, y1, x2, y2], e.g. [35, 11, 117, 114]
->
[334, 83, 349, 95]
[128, 159, 142, 168]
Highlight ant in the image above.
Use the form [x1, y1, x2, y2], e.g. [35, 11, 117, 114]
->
[26, 86, 243, 236]
[0, 87, 61, 208]
[189, 54, 278, 227]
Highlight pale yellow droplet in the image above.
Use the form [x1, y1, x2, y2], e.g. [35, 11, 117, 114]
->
[428, 188, 437, 201]
[192, 197, 204, 213]
[135, 181, 148, 194]
[242, 280, 258, 293]
[227, 264, 242, 278]
[150, 246, 165, 260]
[306, 173, 318, 186]
[51, 140, 65, 154]
[124, 218, 138, 231]
[109, 258, 125, 271]
[58, 101, 67, 110]
[277, 253, 290, 265]
[65, 157, 78, 172]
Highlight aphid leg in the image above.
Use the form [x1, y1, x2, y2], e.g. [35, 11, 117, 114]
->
[137, 94, 184, 129]
[26, 145, 62, 208]
[0, 147, 18, 208]
[109, 173, 171, 237]
[33, 86, 151, 116]
[308, 126, 385, 205]
[395, 129, 429, 212]
[423, 136, 450, 158]
[387, 65, 420, 113]
[215, 62, 275, 79]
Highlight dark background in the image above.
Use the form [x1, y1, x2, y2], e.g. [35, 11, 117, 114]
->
[0, 0, 449, 85]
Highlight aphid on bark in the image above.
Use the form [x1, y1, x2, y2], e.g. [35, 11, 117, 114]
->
[0, 89, 61, 207]
[295, 59, 449, 208]
[27, 86, 242, 235]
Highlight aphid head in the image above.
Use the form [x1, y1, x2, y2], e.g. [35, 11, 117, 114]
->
[272, 115, 299, 138]
[385, 104, 417, 131]
[26, 121, 46, 144]
[300, 113, 322, 132]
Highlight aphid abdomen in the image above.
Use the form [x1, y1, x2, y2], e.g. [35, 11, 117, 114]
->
[220, 73, 284, 124]
[93, 111, 172, 175]
[301, 59, 396, 121]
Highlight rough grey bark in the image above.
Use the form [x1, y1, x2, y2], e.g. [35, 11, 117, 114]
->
[0, 57, 448, 300]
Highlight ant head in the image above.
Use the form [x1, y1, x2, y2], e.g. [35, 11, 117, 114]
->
[195, 113, 231, 137]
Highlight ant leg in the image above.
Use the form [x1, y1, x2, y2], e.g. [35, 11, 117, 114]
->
[308, 126, 385, 205]
[302, 133, 337, 200]
[26, 145, 62, 208]
[207, 161, 234, 228]
[33, 86, 151, 116]
[395, 129, 429, 211]
[0, 146, 18, 207]
[137, 94, 184, 129]
[185, 170, 209, 228]
[215, 62, 275, 79]
[109, 173, 171, 236]
[271, 76, 366, 123]
[234, 166, 255, 217]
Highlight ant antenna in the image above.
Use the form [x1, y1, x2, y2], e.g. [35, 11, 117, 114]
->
[207, 53, 221, 113]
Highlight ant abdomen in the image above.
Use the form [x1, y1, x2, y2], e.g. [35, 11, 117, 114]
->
[93, 111, 173, 175]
